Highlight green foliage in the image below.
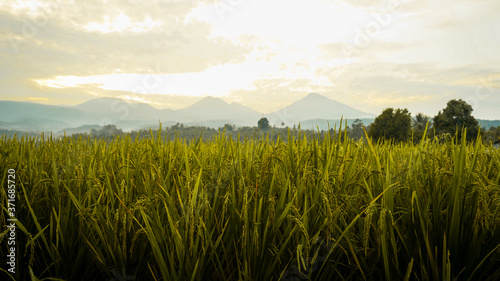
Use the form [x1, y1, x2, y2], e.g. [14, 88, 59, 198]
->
[222, 123, 235, 132]
[369, 108, 412, 142]
[258, 117, 270, 130]
[1, 129, 500, 281]
[348, 119, 365, 140]
[89, 124, 123, 138]
[484, 126, 500, 144]
[412, 113, 431, 142]
[433, 99, 480, 141]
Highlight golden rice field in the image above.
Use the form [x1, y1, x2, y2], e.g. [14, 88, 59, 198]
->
[1, 128, 500, 281]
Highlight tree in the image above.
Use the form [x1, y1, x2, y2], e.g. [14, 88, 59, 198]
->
[90, 124, 123, 138]
[484, 126, 500, 144]
[349, 119, 365, 140]
[412, 113, 431, 141]
[222, 123, 235, 132]
[433, 99, 479, 141]
[369, 108, 412, 142]
[258, 117, 270, 130]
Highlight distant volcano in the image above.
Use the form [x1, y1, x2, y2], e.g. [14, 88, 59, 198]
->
[267, 93, 374, 125]
[176, 96, 261, 123]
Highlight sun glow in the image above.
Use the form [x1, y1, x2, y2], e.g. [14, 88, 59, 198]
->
[35, 63, 274, 97]
[84, 14, 160, 33]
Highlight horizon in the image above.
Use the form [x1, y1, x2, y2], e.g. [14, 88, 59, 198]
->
[1, 0, 500, 119]
[4, 94, 500, 122]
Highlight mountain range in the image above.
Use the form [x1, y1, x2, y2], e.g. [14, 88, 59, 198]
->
[0, 93, 378, 133]
[3, 93, 496, 134]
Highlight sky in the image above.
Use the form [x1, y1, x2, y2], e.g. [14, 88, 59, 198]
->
[1, 0, 499, 119]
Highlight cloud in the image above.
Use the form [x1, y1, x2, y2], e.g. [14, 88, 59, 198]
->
[0, 0, 249, 82]
[343, 0, 400, 11]
[1, 0, 500, 120]
[314, 62, 500, 118]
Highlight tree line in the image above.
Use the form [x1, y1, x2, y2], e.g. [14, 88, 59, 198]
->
[366, 99, 497, 143]
[257, 99, 500, 144]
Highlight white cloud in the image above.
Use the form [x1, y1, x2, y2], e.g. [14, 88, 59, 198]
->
[84, 14, 161, 33]
[35, 62, 271, 97]
[190, 0, 373, 47]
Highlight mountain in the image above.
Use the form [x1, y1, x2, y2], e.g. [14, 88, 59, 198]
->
[0, 95, 374, 132]
[176, 97, 262, 126]
[7, 94, 498, 134]
[75, 97, 174, 122]
[57, 124, 103, 135]
[477, 119, 500, 130]
[0, 97, 263, 132]
[0, 101, 85, 125]
[0, 117, 70, 132]
[267, 93, 374, 126]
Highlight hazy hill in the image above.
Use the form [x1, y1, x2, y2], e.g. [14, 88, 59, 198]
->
[4, 94, 498, 134]
[57, 124, 102, 135]
[176, 97, 262, 126]
[0, 101, 85, 124]
[477, 119, 500, 130]
[267, 93, 374, 126]
[75, 97, 175, 123]
[0, 117, 70, 132]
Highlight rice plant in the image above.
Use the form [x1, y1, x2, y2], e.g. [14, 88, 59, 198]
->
[1, 127, 499, 281]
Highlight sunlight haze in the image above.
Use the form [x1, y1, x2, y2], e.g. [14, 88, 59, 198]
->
[1, 0, 499, 118]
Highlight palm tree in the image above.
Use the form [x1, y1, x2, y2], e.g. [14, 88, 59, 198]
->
[412, 113, 431, 131]
[412, 113, 431, 141]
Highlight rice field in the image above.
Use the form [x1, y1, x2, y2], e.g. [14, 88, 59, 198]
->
[1, 127, 500, 281]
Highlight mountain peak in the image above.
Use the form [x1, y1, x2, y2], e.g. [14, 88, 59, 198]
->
[304, 93, 326, 99]
[298, 93, 334, 103]
[76, 97, 157, 110]
[75, 97, 126, 109]
[267, 92, 374, 125]
[198, 96, 227, 104]
[178, 96, 260, 123]
[185, 96, 231, 110]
